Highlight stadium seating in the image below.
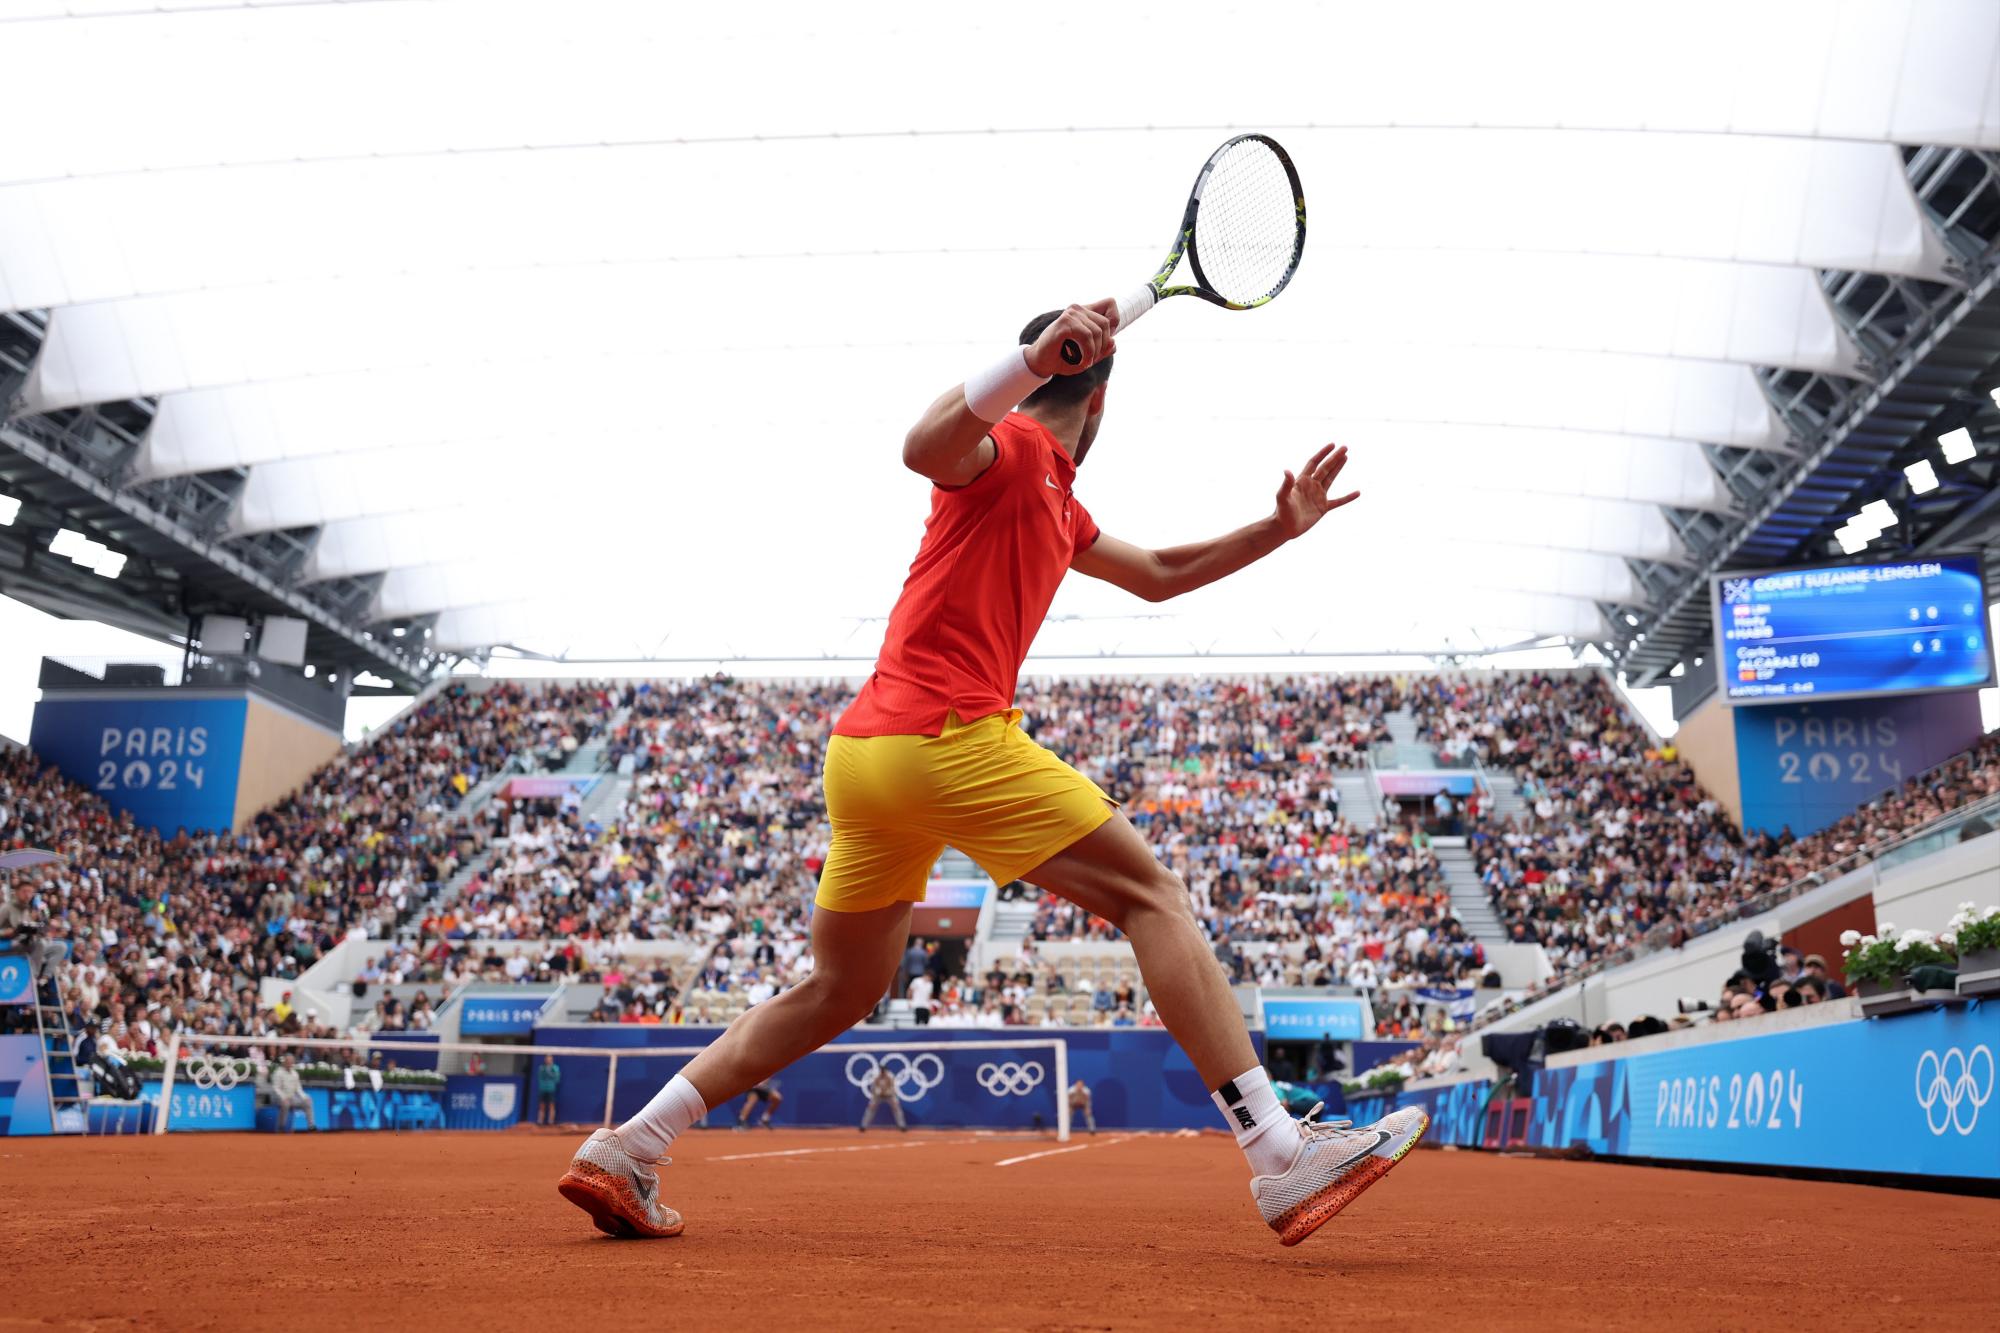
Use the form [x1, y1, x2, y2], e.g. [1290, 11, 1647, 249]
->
[6, 670, 1997, 1050]
[0, 681, 617, 1048]
[1414, 672, 2000, 971]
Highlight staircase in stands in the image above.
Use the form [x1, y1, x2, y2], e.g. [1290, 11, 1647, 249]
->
[1433, 840, 1506, 944]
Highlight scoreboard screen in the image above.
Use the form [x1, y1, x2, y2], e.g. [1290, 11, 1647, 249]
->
[1713, 553, 1994, 705]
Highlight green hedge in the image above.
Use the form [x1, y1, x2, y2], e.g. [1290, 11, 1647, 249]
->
[120, 1055, 443, 1087]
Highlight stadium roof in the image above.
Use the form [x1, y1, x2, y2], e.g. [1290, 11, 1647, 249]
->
[2, 0, 1998, 676]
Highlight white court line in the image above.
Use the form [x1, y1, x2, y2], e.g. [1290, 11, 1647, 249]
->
[994, 1135, 1132, 1167]
[707, 1136, 978, 1163]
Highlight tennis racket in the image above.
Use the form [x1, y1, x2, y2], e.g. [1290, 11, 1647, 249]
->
[1060, 133, 1306, 365]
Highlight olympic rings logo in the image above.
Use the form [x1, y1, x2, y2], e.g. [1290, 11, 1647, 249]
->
[975, 1061, 1046, 1097]
[844, 1052, 944, 1103]
[183, 1055, 246, 1091]
[1914, 1045, 1993, 1136]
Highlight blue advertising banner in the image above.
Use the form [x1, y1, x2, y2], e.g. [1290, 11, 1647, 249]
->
[460, 994, 553, 1035]
[141, 1080, 255, 1131]
[1715, 554, 1994, 703]
[29, 694, 247, 835]
[0, 1034, 53, 1136]
[371, 1032, 438, 1071]
[1523, 1005, 1999, 1179]
[289, 1084, 446, 1131]
[444, 1075, 525, 1129]
[1350, 1007, 1996, 1180]
[1733, 689, 1985, 836]
[536, 1026, 1259, 1132]
[1346, 1079, 1491, 1148]
[1262, 996, 1368, 1042]
[0, 952, 33, 1006]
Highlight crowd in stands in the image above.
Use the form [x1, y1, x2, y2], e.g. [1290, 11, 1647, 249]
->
[1014, 676, 1488, 989]
[0, 680, 615, 1056]
[6, 667, 1998, 1053]
[1415, 672, 2000, 989]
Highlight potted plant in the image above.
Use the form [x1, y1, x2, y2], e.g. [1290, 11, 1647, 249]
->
[1948, 902, 2000, 997]
[1842, 925, 1954, 1016]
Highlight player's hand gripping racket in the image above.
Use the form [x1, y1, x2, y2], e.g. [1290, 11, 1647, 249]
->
[1060, 133, 1306, 365]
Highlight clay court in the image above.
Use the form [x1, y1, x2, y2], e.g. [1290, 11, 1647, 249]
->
[4, 1131, 1994, 1331]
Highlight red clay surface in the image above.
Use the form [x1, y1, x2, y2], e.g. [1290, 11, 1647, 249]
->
[3, 1129, 1995, 1331]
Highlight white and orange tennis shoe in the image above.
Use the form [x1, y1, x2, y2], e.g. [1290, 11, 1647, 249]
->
[556, 1128, 685, 1239]
[1251, 1104, 1428, 1246]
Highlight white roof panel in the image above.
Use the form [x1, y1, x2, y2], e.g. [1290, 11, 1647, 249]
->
[3, 0, 1986, 658]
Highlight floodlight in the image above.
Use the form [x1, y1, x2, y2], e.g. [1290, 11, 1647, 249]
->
[1857, 499, 1897, 530]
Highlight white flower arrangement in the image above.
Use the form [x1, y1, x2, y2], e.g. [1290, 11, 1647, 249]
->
[1948, 900, 2000, 954]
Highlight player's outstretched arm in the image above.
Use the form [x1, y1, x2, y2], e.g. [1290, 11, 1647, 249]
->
[1071, 443, 1357, 602]
[901, 301, 1118, 487]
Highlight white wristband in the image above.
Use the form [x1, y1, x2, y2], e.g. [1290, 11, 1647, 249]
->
[962, 345, 1050, 424]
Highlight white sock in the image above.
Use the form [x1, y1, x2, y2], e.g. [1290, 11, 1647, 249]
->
[617, 1074, 706, 1161]
[1211, 1067, 1294, 1178]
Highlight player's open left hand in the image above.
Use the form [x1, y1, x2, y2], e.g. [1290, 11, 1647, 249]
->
[1273, 443, 1359, 540]
[1024, 300, 1119, 377]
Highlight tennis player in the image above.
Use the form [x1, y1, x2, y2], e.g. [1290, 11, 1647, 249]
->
[560, 298, 1428, 1246]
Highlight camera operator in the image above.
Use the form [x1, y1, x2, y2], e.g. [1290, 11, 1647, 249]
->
[1740, 931, 1782, 988]
[0, 882, 67, 997]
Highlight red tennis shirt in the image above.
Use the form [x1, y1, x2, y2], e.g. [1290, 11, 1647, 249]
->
[836, 411, 1101, 737]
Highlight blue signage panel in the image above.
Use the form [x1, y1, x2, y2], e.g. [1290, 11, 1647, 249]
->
[1348, 1079, 1491, 1148]
[444, 1075, 525, 1129]
[922, 881, 990, 909]
[537, 1025, 1261, 1132]
[460, 995, 551, 1035]
[299, 1085, 445, 1131]
[1263, 996, 1368, 1041]
[1522, 1006, 1998, 1179]
[0, 953, 32, 1007]
[0, 1034, 54, 1136]
[1733, 689, 1984, 836]
[28, 695, 247, 835]
[1715, 554, 1994, 704]
[139, 1080, 256, 1131]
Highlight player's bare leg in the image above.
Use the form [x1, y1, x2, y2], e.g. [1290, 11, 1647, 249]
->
[1025, 811, 1428, 1245]
[558, 900, 909, 1237]
[674, 899, 911, 1104]
[1022, 812, 1252, 1087]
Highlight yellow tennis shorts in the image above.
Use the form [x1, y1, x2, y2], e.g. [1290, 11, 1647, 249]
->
[816, 709, 1116, 913]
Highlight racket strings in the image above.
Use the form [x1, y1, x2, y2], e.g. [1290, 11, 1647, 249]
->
[1193, 139, 1300, 305]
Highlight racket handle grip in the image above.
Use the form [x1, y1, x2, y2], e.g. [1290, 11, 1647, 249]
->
[1115, 284, 1158, 334]
[1061, 286, 1156, 366]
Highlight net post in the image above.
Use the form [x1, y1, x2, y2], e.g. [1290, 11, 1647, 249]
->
[602, 1052, 619, 1128]
[1055, 1038, 1070, 1143]
[153, 1027, 184, 1136]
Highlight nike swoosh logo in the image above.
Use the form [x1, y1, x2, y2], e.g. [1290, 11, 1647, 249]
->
[1326, 1130, 1393, 1173]
[1045, 473, 1062, 491]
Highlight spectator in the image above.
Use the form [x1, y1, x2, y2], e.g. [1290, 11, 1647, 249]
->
[270, 1053, 315, 1132]
[1799, 953, 1847, 999]
[537, 1054, 562, 1126]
